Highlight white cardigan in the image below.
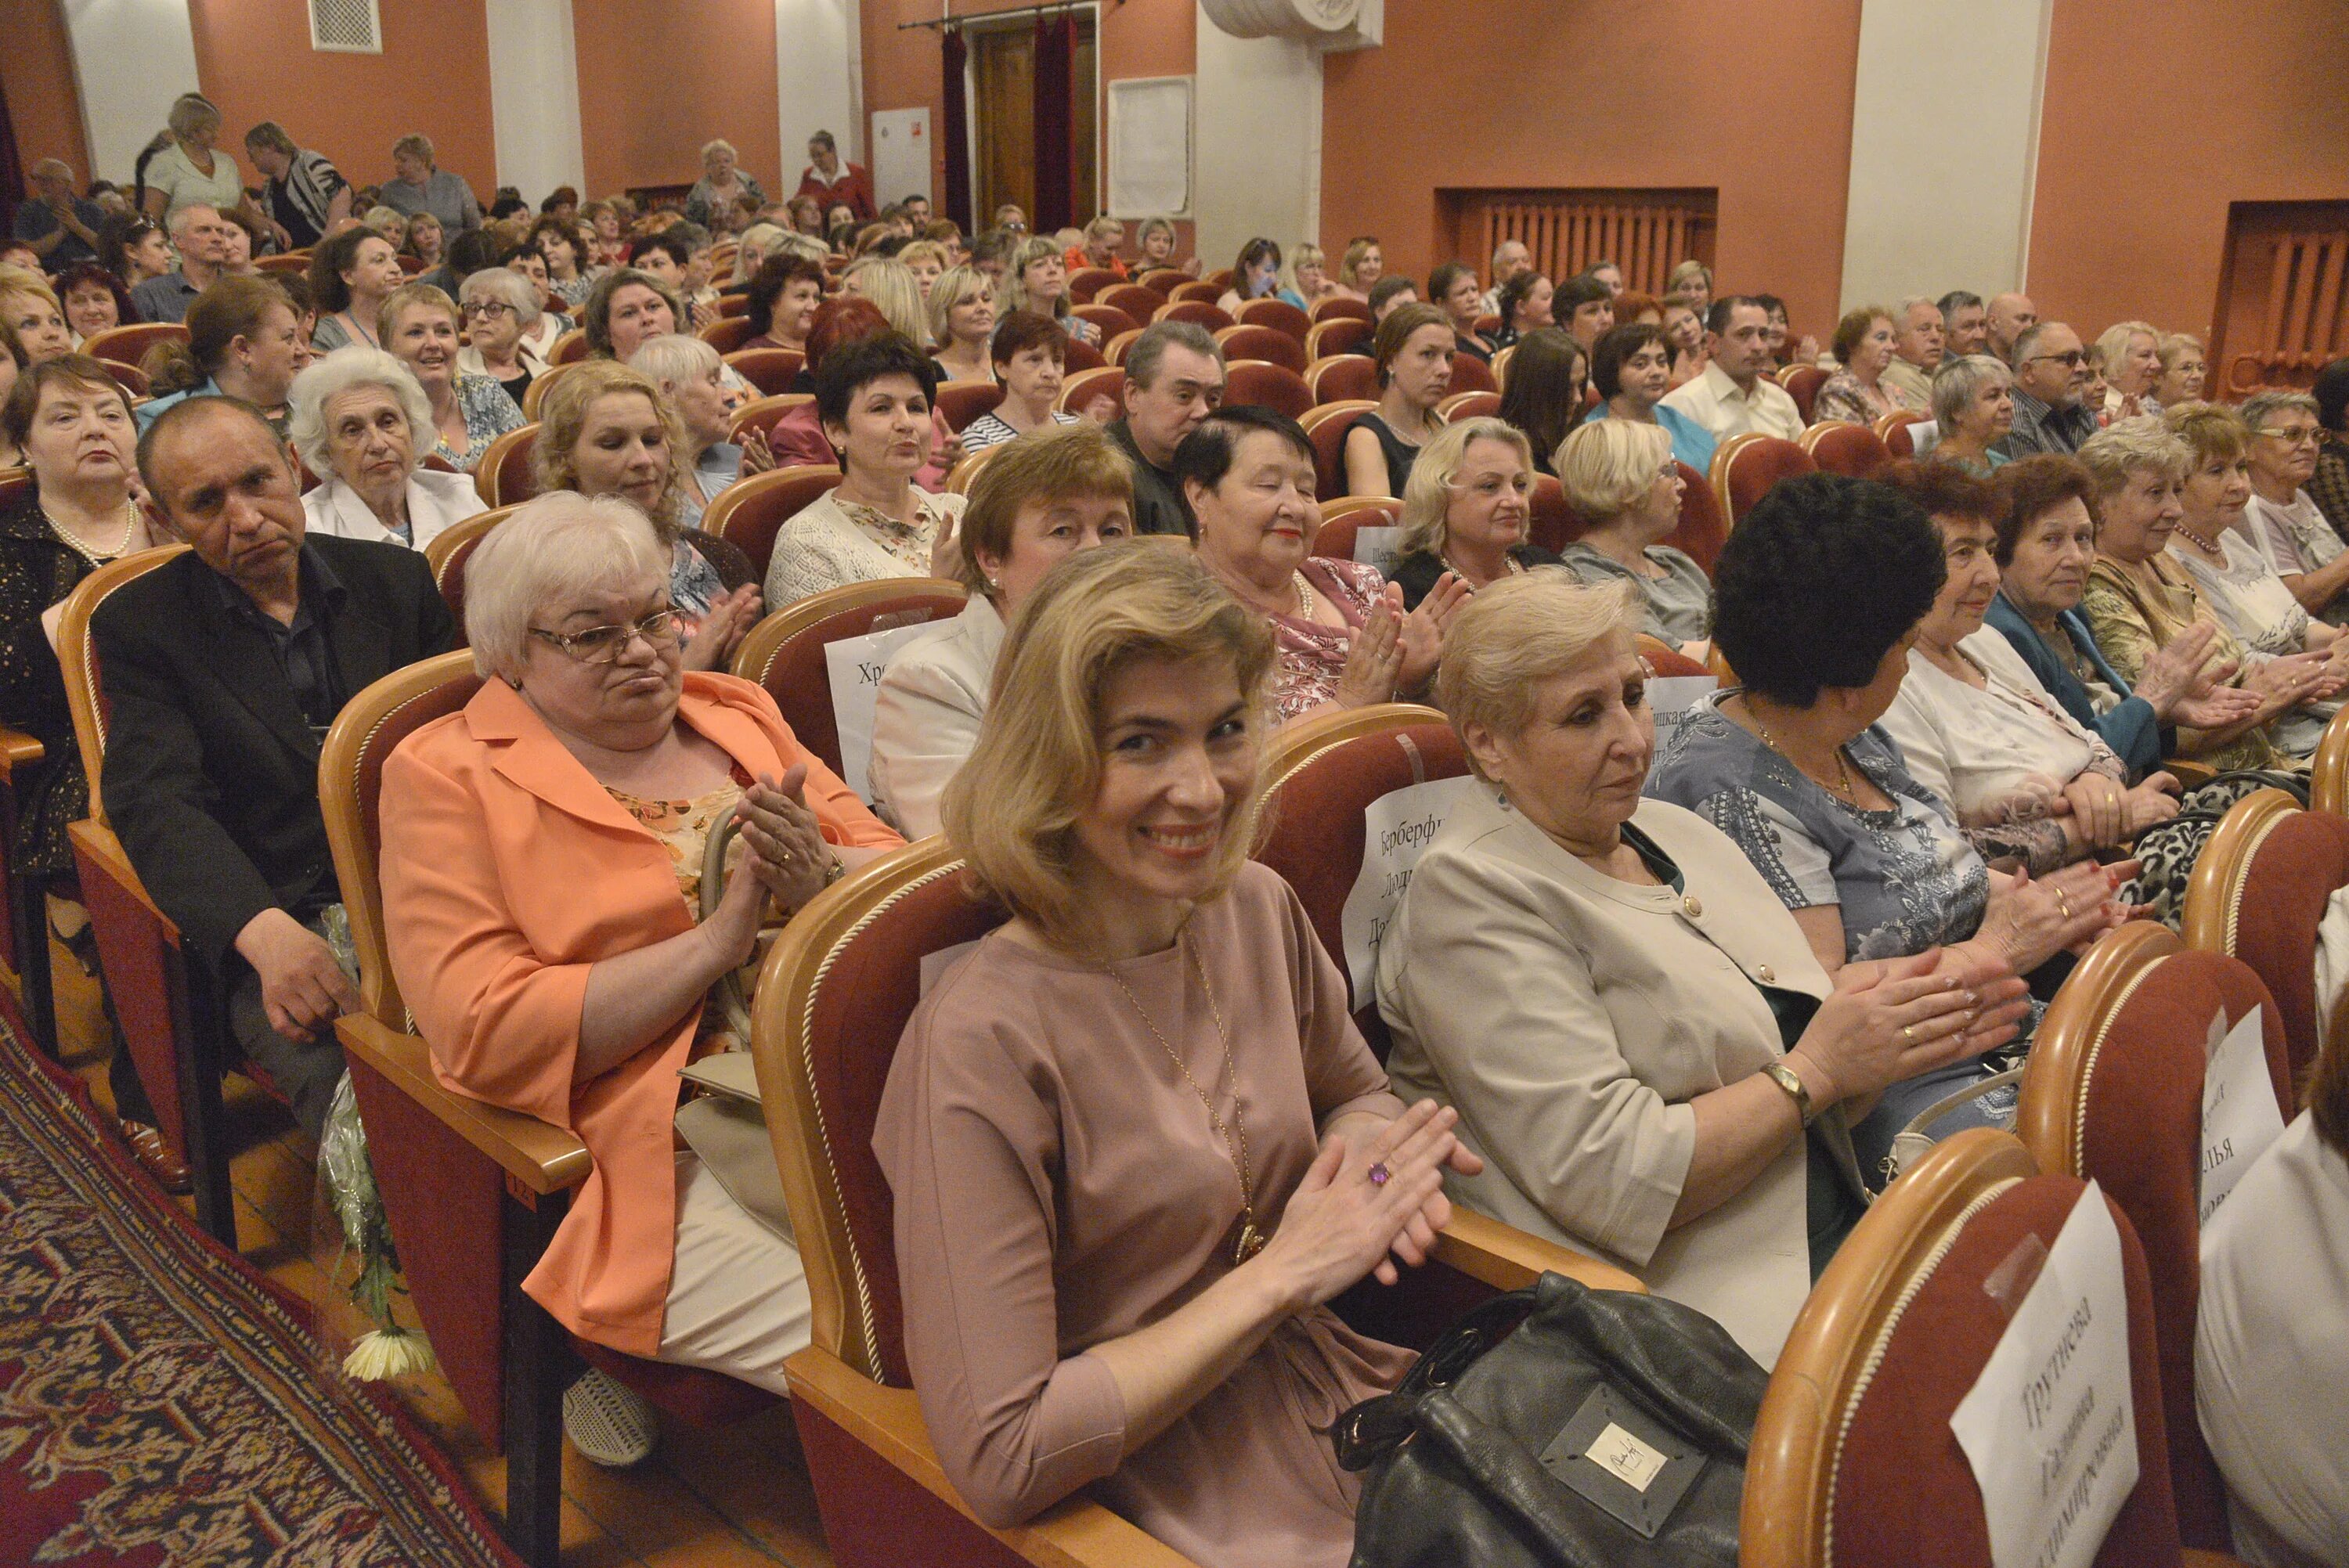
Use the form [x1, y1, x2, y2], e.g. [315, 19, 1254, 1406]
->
[301, 468, 486, 553]
[1378, 788, 1864, 1368]
[868, 595, 1003, 838]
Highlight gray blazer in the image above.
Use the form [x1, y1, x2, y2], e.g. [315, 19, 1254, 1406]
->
[1377, 786, 1866, 1368]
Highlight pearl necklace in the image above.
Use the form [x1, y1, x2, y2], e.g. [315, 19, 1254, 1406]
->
[45, 498, 139, 568]
[2173, 519, 2225, 557]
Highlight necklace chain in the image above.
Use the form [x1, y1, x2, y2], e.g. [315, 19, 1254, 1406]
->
[1749, 702, 1862, 806]
[1106, 935, 1265, 1265]
[45, 498, 139, 568]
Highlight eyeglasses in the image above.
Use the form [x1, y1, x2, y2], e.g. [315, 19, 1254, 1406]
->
[529, 610, 682, 664]
[2025, 350, 2086, 368]
[2255, 426, 2323, 447]
[461, 301, 514, 320]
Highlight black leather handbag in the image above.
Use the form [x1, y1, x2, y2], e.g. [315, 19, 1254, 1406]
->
[1334, 1271, 1766, 1568]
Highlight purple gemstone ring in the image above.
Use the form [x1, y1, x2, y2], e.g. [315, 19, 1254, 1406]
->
[1367, 1162, 1391, 1187]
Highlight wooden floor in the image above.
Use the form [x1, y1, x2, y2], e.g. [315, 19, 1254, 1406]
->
[38, 927, 836, 1568]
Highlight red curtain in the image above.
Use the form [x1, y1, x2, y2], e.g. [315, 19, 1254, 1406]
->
[0, 67, 23, 238]
[941, 26, 972, 233]
[1031, 12, 1076, 233]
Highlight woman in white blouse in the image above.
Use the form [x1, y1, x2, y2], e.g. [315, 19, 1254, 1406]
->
[1877, 462, 2180, 874]
[868, 426, 1134, 836]
[290, 347, 485, 553]
[763, 334, 966, 608]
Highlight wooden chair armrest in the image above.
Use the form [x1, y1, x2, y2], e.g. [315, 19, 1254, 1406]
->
[335, 1013, 590, 1195]
[1433, 1207, 1646, 1296]
[2166, 758, 2216, 788]
[784, 1347, 1201, 1568]
[67, 818, 174, 935]
[0, 724, 43, 780]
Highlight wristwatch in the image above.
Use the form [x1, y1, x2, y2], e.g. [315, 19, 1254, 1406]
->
[1761, 1061, 1817, 1126]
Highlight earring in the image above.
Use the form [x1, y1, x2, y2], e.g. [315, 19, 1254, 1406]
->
[985, 577, 1001, 593]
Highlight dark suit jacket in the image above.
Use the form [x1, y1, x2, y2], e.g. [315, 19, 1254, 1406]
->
[96, 535, 455, 974]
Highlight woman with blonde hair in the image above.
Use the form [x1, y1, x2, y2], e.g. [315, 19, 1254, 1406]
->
[1554, 417, 1710, 651]
[1288, 241, 1339, 308]
[1386, 416, 1563, 607]
[1337, 236, 1385, 301]
[1665, 260, 1712, 319]
[1002, 235, 1097, 346]
[0, 269, 74, 368]
[379, 280, 524, 474]
[532, 360, 763, 669]
[879, 541, 1475, 1564]
[141, 94, 252, 225]
[1135, 216, 1188, 276]
[2153, 333, 2206, 407]
[2096, 319, 2163, 420]
[897, 239, 950, 298]
[842, 255, 931, 348]
[730, 222, 791, 286]
[362, 205, 411, 255]
[926, 265, 997, 384]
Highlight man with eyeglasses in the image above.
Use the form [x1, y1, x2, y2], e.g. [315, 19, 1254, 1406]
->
[2002, 322, 2098, 457]
[2241, 388, 2349, 623]
[96, 398, 454, 1142]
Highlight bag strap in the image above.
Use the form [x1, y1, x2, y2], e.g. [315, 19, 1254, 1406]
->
[1332, 1283, 1539, 1470]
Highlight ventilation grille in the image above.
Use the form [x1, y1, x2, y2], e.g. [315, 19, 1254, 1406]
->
[309, 0, 383, 53]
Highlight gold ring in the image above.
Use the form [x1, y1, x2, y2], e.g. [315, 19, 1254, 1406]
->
[2056, 889, 2073, 919]
[1901, 1025, 1916, 1045]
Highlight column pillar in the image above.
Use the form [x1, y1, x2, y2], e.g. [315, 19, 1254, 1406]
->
[483, 0, 586, 200]
[61, 0, 203, 185]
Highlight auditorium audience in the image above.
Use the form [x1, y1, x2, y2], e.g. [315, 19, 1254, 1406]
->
[1380, 571, 2026, 1364]
[1480, 239, 1532, 314]
[103, 216, 174, 291]
[127, 204, 226, 326]
[308, 226, 405, 352]
[763, 297, 959, 486]
[795, 131, 872, 222]
[1337, 236, 1385, 300]
[380, 491, 897, 1462]
[1186, 406, 1456, 723]
[2314, 359, 2349, 539]
[1814, 306, 1919, 424]
[1554, 274, 1616, 352]
[1221, 236, 1304, 315]
[292, 346, 487, 550]
[1386, 417, 1562, 608]
[1877, 297, 1943, 413]
[532, 361, 762, 668]
[1110, 320, 1225, 538]
[684, 140, 766, 232]
[102, 397, 454, 1144]
[1939, 290, 1989, 358]
[242, 122, 348, 249]
[56, 265, 131, 348]
[380, 283, 524, 474]
[455, 268, 548, 408]
[1982, 455, 2257, 778]
[843, 255, 932, 348]
[1556, 420, 1709, 651]
[582, 268, 687, 362]
[141, 96, 251, 225]
[959, 312, 1081, 450]
[1660, 295, 1707, 384]
[1666, 260, 1712, 317]
[2239, 389, 2347, 623]
[868, 424, 1134, 835]
[363, 205, 411, 255]
[1496, 327, 1589, 478]
[927, 265, 998, 384]
[14, 160, 106, 272]
[1345, 302, 1453, 499]
[2097, 319, 2163, 420]
[403, 211, 446, 274]
[2003, 323, 2098, 456]
[527, 216, 594, 308]
[1646, 474, 2131, 1181]
[1586, 321, 1716, 474]
[2154, 333, 2206, 408]
[1488, 268, 1552, 352]
[1063, 216, 1127, 281]
[627, 333, 770, 529]
[0, 272, 72, 367]
[880, 540, 1472, 1563]
[1661, 297, 1805, 442]
[2077, 417, 2333, 769]
[2196, 1008, 2349, 1568]
[1427, 262, 1493, 361]
[137, 274, 310, 434]
[1002, 236, 1098, 347]
[1928, 354, 2016, 477]
[764, 333, 965, 606]
[743, 253, 826, 355]
[1289, 243, 1339, 309]
[1983, 292, 2037, 364]
[380, 134, 482, 236]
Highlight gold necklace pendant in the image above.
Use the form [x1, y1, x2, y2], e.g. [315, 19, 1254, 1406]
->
[1233, 1220, 1266, 1265]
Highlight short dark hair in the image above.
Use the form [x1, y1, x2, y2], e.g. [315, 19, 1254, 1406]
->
[306, 225, 382, 315]
[814, 333, 939, 428]
[990, 308, 1069, 369]
[1938, 289, 1985, 321]
[1873, 457, 2002, 533]
[745, 253, 827, 336]
[1709, 473, 1945, 706]
[2315, 357, 2349, 435]
[633, 230, 694, 271]
[2, 353, 132, 451]
[1590, 322, 1671, 400]
[135, 395, 287, 507]
[1554, 274, 1611, 320]
[1366, 275, 1419, 315]
[1171, 406, 1313, 496]
[1832, 307, 1893, 369]
[1706, 294, 1766, 337]
[1427, 261, 1477, 307]
[446, 228, 503, 278]
[1989, 453, 2100, 566]
[1494, 269, 1548, 328]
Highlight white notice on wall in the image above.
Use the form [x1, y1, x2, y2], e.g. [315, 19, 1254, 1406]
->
[2198, 1005, 2286, 1224]
[1106, 77, 1192, 218]
[823, 618, 947, 802]
[1950, 1180, 2139, 1568]
[1340, 775, 1481, 998]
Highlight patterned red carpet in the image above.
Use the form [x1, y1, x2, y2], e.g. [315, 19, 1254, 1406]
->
[0, 1005, 522, 1567]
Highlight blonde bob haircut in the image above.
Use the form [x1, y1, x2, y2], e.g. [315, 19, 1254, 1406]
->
[463, 491, 671, 682]
[926, 265, 994, 345]
[2163, 399, 2252, 467]
[531, 359, 690, 535]
[376, 279, 459, 344]
[940, 543, 1275, 954]
[1436, 569, 1641, 780]
[1396, 416, 1534, 557]
[2076, 413, 2192, 498]
[1557, 416, 1672, 521]
[842, 256, 930, 348]
[2095, 319, 2160, 374]
[954, 423, 1136, 596]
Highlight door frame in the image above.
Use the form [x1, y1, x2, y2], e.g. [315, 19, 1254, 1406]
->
[960, 2, 1103, 228]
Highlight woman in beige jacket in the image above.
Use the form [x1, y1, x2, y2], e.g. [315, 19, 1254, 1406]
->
[1377, 571, 2030, 1366]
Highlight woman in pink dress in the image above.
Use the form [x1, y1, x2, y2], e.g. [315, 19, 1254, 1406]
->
[876, 542, 1479, 1567]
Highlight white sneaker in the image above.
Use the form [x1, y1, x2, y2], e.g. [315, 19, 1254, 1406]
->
[562, 1370, 657, 1467]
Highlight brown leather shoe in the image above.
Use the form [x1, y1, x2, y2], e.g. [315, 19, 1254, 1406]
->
[117, 1119, 193, 1195]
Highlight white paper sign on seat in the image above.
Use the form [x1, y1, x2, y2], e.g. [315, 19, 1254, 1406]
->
[1950, 1179, 2140, 1568]
[822, 618, 951, 802]
[2198, 1004, 2287, 1224]
[1339, 774, 1480, 998]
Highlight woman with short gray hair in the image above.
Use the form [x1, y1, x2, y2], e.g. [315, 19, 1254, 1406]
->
[381, 132, 482, 236]
[456, 267, 549, 407]
[685, 139, 767, 232]
[290, 345, 485, 550]
[1929, 354, 2015, 477]
[2095, 319, 2163, 420]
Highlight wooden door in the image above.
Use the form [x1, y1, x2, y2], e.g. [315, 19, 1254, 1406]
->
[969, 14, 1098, 230]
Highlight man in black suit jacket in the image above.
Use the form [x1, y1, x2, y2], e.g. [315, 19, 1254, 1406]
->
[101, 396, 456, 1141]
